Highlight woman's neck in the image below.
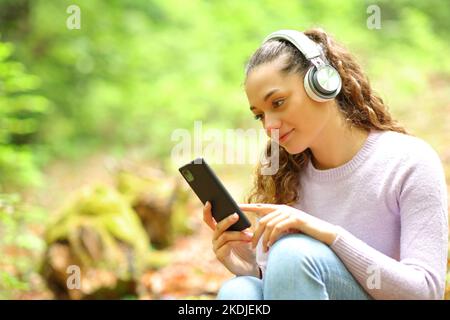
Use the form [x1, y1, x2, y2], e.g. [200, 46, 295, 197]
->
[310, 110, 370, 170]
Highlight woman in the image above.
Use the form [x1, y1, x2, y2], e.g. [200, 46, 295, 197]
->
[203, 28, 448, 299]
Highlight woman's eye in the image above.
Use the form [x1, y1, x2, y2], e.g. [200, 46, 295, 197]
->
[273, 99, 284, 108]
[254, 114, 264, 121]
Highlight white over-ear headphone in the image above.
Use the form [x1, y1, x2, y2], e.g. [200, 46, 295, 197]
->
[263, 29, 342, 102]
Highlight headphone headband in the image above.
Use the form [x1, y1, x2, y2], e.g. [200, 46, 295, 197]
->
[262, 29, 322, 60]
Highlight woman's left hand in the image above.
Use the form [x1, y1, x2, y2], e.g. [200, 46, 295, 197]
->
[239, 204, 339, 252]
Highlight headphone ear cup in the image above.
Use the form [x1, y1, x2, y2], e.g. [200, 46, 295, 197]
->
[304, 67, 324, 102]
[304, 65, 341, 102]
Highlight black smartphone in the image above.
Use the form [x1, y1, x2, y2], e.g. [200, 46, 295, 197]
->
[178, 157, 251, 231]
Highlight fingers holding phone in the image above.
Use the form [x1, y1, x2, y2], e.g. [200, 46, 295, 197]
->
[203, 201, 217, 230]
[203, 201, 258, 277]
[203, 200, 250, 236]
[180, 158, 257, 276]
[203, 201, 252, 250]
[212, 211, 253, 264]
[214, 230, 253, 257]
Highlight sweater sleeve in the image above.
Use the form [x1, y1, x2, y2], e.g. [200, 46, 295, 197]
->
[330, 145, 448, 300]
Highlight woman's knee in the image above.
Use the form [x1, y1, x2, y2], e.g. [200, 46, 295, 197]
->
[263, 233, 369, 300]
[216, 276, 263, 300]
[265, 233, 335, 275]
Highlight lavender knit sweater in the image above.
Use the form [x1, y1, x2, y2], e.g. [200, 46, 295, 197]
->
[256, 130, 448, 299]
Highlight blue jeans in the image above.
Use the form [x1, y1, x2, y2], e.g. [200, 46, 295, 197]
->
[216, 233, 372, 300]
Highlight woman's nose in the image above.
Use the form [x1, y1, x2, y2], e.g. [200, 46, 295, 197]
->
[264, 116, 281, 137]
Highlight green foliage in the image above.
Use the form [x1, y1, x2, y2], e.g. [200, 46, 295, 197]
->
[0, 42, 48, 298]
[0, 0, 448, 164]
[0, 193, 47, 299]
[0, 40, 49, 190]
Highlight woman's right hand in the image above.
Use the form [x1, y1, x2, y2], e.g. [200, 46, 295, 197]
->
[203, 201, 260, 277]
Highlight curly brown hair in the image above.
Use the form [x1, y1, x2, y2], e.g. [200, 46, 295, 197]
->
[245, 28, 408, 206]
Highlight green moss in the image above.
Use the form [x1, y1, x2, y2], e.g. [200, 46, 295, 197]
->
[45, 184, 151, 280]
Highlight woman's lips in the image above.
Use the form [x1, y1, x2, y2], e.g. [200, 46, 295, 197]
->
[279, 129, 295, 143]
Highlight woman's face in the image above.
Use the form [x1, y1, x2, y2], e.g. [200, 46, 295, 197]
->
[245, 57, 332, 154]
